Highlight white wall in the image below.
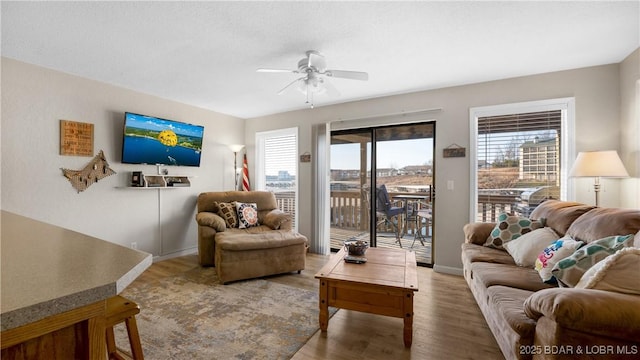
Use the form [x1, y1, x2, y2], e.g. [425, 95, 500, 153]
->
[619, 48, 640, 209]
[3, 54, 636, 270]
[1, 58, 244, 258]
[245, 62, 631, 273]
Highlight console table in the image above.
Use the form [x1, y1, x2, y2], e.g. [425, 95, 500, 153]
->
[1, 211, 152, 359]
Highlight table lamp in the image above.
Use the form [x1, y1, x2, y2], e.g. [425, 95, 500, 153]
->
[569, 150, 629, 206]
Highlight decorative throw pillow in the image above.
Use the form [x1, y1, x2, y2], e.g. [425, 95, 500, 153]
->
[534, 237, 584, 283]
[552, 234, 634, 287]
[236, 202, 259, 229]
[484, 213, 544, 250]
[215, 201, 238, 228]
[504, 227, 560, 267]
[575, 247, 640, 295]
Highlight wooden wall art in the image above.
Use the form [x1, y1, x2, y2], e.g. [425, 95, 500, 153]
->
[443, 144, 466, 158]
[300, 152, 311, 163]
[60, 120, 94, 156]
[61, 150, 116, 193]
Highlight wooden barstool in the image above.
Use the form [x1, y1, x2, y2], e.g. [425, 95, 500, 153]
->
[105, 295, 144, 360]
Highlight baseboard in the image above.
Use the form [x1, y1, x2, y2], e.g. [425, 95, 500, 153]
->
[153, 247, 198, 263]
[433, 264, 464, 276]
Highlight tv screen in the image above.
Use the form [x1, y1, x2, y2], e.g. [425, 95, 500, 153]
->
[122, 112, 204, 167]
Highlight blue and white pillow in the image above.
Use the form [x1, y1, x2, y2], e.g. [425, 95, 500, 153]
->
[552, 234, 634, 287]
[484, 213, 544, 250]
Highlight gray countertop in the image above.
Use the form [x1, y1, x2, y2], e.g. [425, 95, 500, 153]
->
[1, 211, 152, 331]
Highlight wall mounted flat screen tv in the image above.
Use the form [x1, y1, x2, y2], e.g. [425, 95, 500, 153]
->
[122, 112, 204, 167]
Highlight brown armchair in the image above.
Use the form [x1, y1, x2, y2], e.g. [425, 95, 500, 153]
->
[195, 191, 307, 283]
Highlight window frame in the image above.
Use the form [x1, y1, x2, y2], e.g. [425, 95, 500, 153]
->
[255, 127, 299, 231]
[469, 98, 576, 222]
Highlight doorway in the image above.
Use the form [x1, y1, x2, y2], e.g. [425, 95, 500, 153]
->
[329, 122, 434, 266]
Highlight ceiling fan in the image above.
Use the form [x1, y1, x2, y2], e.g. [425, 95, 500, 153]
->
[257, 50, 369, 108]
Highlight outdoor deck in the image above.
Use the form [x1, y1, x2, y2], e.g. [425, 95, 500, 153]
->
[330, 227, 432, 265]
[274, 188, 520, 267]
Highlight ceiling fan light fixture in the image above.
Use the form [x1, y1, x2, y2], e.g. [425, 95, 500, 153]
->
[297, 75, 326, 95]
[258, 50, 368, 106]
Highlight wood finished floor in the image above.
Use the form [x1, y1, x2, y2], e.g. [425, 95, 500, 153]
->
[132, 253, 503, 360]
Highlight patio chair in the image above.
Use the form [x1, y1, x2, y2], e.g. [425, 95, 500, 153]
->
[412, 201, 432, 248]
[375, 184, 405, 247]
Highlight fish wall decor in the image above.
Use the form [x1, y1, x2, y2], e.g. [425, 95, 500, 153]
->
[61, 150, 116, 193]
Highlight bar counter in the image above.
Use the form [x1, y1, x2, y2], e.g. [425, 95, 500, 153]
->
[1, 210, 152, 358]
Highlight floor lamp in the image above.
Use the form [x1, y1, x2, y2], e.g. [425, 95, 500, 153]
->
[569, 150, 629, 207]
[229, 144, 245, 190]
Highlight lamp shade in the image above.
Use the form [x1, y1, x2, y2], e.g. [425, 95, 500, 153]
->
[569, 150, 629, 178]
[228, 144, 245, 153]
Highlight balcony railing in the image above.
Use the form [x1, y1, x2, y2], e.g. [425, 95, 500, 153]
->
[329, 189, 434, 232]
[476, 194, 517, 222]
[273, 191, 296, 229]
[274, 189, 523, 233]
[327, 190, 521, 231]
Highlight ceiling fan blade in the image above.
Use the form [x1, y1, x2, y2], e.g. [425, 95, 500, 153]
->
[257, 68, 298, 73]
[325, 69, 369, 81]
[307, 51, 327, 72]
[277, 76, 306, 95]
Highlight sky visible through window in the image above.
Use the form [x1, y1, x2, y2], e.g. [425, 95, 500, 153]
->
[331, 138, 433, 170]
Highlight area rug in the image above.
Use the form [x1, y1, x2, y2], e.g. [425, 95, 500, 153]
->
[115, 267, 336, 359]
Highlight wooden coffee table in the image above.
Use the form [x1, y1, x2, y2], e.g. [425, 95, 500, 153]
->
[315, 247, 419, 347]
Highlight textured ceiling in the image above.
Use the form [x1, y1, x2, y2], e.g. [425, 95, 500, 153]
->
[2, 1, 638, 119]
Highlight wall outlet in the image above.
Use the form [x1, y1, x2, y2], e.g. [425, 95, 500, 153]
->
[131, 242, 137, 250]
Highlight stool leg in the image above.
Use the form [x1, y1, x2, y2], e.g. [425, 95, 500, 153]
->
[125, 316, 144, 360]
[105, 326, 117, 357]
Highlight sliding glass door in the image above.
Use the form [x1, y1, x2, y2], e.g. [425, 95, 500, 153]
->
[330, 122, 434, 266]
[329, 130, 372, 246]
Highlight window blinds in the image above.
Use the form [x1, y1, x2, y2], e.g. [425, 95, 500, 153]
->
[476, 110, 562, 221]
[263, 132, 298, 230]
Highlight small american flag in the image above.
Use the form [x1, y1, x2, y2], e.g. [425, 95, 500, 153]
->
[242, 154, 251, 191]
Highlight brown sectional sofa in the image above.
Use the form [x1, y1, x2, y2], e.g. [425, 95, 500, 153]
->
[195, 191, 308, 284]
[462, 200, 640, 359]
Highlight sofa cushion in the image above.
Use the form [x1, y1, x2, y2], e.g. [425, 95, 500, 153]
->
[229, 225, 276, 234]
[576, 247, 640, 295]
[470, 262, 555, 292]
[486, 286, 537, 340]
[461, 243, 516, 265]
[215, 201, 238, 228]
[484, 213, 544, 250]
[504, 227, 560, 267]
[529, 200, 595, 236]
[463, 222, 496, 245]
[534, 237, 583, 284]
[552, 234, 634, 287]
[198, 190, 278, 213]
[524, 287, 640, 342]
[566, 207, 640, 243]
[236, 202, 259, 229]
[216, 230, 307, 251]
